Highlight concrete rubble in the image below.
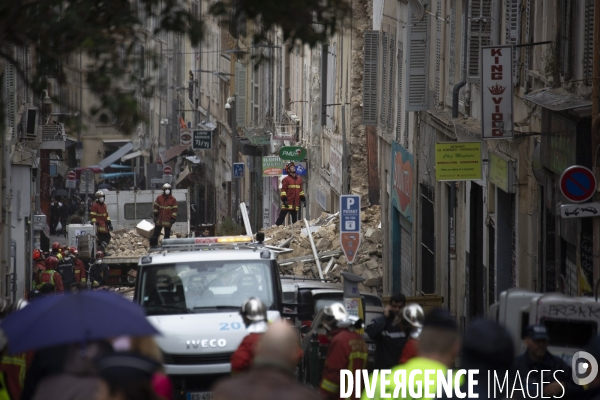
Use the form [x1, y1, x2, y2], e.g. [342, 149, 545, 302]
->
[263, 205, 383, 295]
[104, 229, 186, 258]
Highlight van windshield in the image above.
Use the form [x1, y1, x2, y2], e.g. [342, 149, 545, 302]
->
[139, 261, 275, 315]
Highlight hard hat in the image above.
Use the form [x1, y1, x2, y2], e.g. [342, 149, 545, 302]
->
[95, 190, 105, 199]
[285, 161, 295, 173]
[45, 256, 59, 270]
[401, 303, 425, 329]
[33, 249, 42, 260]
[162, 183, 172, 191]
[15, 299, 28, 310]
[96, 250, 104, 259]
[69, 246, 78, 255]
[240, 297, 267, 322]
[321, 303, 355, 330]
[52, 242, 61, 251]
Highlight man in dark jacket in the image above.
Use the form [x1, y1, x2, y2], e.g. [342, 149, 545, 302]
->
[212, 320, 322, 400]
[365, 292, 406, 369]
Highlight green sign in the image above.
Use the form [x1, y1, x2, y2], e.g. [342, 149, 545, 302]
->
[279, 146, 307, 161]
[192, 130, 212, 149]
[262, 156, 283, 177]
[250, 135, 271, 145]
[489, 153, 508, 192]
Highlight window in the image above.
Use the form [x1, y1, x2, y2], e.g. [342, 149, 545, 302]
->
[395, 41, 404, 142]
[467, 0, 491, 80]
[380, 32, 388, 130]
[362, 31, 379, 126]
[406, 0, 430, 110]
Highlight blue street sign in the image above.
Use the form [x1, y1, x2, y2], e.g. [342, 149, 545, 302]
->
[233, 163, 244, 178]
[282, 162, 307, 176]
[340, 195, 361, 232]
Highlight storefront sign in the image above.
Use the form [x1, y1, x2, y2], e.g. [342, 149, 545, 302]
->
[481, 46, 513, 139]
[489, 153, 509, 192]
[435, 142, 482, 181]
[391, 141, 413, 222]
[192, 130, 212, 149]
[279, 146, 307, 161]
[180, 128, 192, 146]
[262, 156, 283, 177]
[330, 147, 343, 195]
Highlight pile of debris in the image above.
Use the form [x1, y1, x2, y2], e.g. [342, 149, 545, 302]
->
[263, 205, 383, 294]
[104, 229, 186, 257]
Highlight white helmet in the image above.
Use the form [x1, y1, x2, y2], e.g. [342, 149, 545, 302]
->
[162, 183, 172, 191]
[95, 190, 105, 199]
[321, 303, 359, 330]
[401, 303, 425, 328]
[240, 297, 267, 322]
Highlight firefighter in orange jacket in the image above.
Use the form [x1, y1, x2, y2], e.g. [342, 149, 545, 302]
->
[275, 162, 305, 226]
[90, 190, 113, 253]
[319, 303, 368, 400]
[35, 256, 64, 294]
[230, 297, 269, 374]
[150, 183, 178, 247]
[70, 247, 87, 283]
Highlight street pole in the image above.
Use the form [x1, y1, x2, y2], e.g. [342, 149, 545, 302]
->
[592, 1, 600, 286]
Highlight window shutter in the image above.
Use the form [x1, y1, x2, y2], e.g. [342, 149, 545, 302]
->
[387, 34, 396, 134]
[327, 44, 337, 131]
[523, 0, 531, 88]
[448, 0, 457, 87]
[380, 32, 388, 130]
[4, 45, 16, 134]
[277, 51, 283, 124]
[505, 0, 521, 86]
[396, 41, 404, 142]
[435, 0, 442, 105]
[363, 31, 379, 126]
[404, 111, 409, 149]
[405, 1, 430, 111]
[321, 44, 328, 126]
[235, 62, 247, 127]
[467, 0, 491, 80]
[559, 0, 573, 80]
[584, 0, 595, 84]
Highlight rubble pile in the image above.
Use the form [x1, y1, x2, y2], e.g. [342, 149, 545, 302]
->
[105, 229, 186, 257]
[264, 205, 383, 294]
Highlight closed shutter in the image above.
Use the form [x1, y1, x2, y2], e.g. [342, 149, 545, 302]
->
[327, 44, 337, 131]
[4, 44, 16, 135]
[448, 0, 457, 87]
[505, 0, 521, 86]
[235, 61, 247, 127]
[467, 0, 491, 80]
[380, 32, 388, 130]
[387, 34, 395, 134]
[584, 0, 595, 84]
[559, 0, 573, 80]
[321, 44, 328, 126]
[435, 0, 442, 105]
[523, 0, 531, 88]
[405, 1, 430, 111]
[396, 41, 404, 142]
[363, 31, 379, 126]
[277, 51, 283, 123]
[401, 225, 413, 296]
[404, 111, 409, 149]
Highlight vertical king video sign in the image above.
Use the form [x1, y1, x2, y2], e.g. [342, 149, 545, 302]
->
[481, 46, 513, 139]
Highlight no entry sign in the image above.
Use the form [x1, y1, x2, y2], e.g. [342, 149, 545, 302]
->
[163, 166, 172, 175]
[560, 165, 597, 203]
[67, 171, 77, 180]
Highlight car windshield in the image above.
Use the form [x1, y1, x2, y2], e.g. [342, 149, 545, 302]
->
[139, 260, 275, 315]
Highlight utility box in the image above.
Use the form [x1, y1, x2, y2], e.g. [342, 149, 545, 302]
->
[67, 224, 95, 248]
[136, 220, 155, 239]
[78, 234, 94, 259]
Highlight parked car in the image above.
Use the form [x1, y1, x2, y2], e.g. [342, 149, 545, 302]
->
[280, 276, 384, 384]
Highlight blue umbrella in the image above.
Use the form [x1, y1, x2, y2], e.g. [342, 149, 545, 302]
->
[1, 291, 159, 354]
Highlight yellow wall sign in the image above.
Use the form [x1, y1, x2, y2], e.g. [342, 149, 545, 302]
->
[489, 153, 508, 192]
[435, 142, 482, 181]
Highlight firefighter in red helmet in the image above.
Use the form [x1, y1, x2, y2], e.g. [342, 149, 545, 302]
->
[35, 256, 64, 294]
[70, 247, 87, 283]
[50, 242, 63, 261]
[275, 162, 305, 226]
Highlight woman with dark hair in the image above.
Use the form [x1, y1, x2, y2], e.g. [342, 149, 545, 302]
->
[94, 353, 161, 400]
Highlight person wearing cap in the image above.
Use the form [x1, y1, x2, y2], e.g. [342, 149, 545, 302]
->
[35, 256, 64, 294]
[275, 162, 305, 226]
[150, 183, 178, 248]
[212, 320, 321, 400]
[56, 246, 76, 289]
[319, 303, 368, 399]
[363, 308, 460, 400]
[230, 297, 269, 375]
[71, 247, 87, 284]
[513, 324, 574, 398]
[365, 292, 407, 369]
[95, 352, 161, 400]
[398, 303, 425, 364]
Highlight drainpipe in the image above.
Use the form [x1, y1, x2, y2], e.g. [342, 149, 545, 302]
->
[452, 0, 469, 119]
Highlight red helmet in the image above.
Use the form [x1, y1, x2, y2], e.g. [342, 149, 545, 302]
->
[45, 256, 59, 270]
[69, 246, 78, 255]
[95, 251, 104, 259]
[285, 162, 295, 173]
[52, 242, 61, 251]
[33, 249, 42, 260]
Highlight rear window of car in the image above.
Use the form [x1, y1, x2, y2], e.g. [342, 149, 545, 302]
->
[314, 293, 383, 315]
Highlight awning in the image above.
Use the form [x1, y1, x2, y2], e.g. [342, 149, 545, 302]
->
[176, 166, 190, 185]
[99, 172, 135, 179]
[97, 142, 134, 170]
[109, 164, 132, 169]
[121, 150, 142, 162]
[523, 88, 592, 111]
[161, 145, 188, 163]
[103, 139, 132, 146]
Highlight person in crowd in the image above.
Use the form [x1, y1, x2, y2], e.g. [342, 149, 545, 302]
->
[319, 303, 368, 400]
[438, 318, 514, 400]
[212, 320, 322, 400]
[90, 190, 113, 254]
[365, 292, 406, 369]
[231, 297, 269, 374]
[35, 256, 64, 294]
[71, 247, 87, 284]
[50, 242, 63, 261]
[363, 308, 460, 400]
[0, 312, 34, 400]
[31, 340, 114, 400]
[513, 324, 578, 398]
[49, 197, 61, 235]
[56, 247, 76, 289]
[275, 162, 305, 226]
[60, 198, 70, 236]
[89, 251, 110, 288]
[201, 228, 211, 237]
[32, 250, 46, 292]
[150, 183, 178, 247]
[95, 352, 161, 400]
[70, 210, 84, 224]
[397, 303, 425, 364]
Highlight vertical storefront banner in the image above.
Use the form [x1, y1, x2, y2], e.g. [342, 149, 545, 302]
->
[481, 46, 513, 139]
[391, 141, 413, 222]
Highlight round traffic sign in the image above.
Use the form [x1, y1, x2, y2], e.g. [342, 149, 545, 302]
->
[80, 169, 95, 183]
[163, 166, 172, 175]
[67, 171, 77, 181]
[560, 165, 597, 203]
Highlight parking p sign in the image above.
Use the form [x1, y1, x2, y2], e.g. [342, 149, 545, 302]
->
[340, 195, 361, 264]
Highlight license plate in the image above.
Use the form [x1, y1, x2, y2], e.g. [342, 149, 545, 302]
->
[186, 393, 212, 400]
[368, 343, 376, 351]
